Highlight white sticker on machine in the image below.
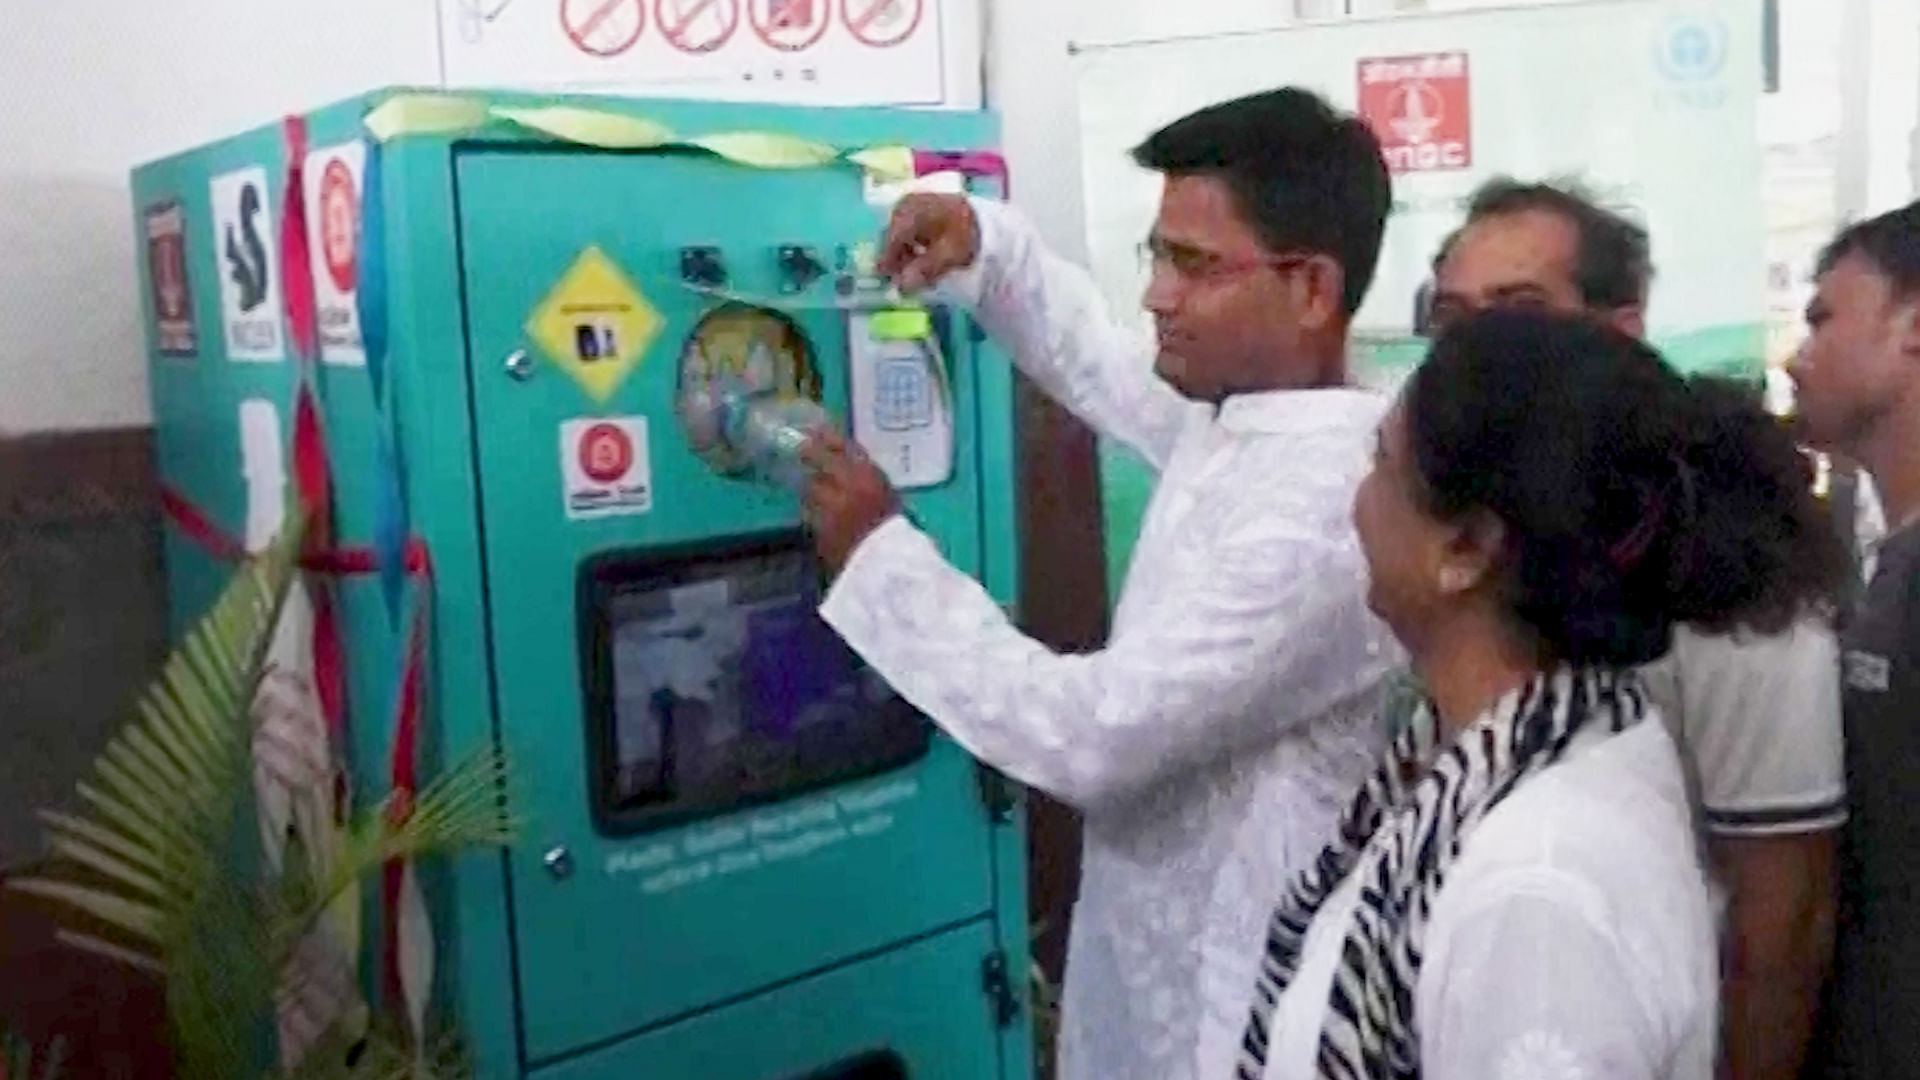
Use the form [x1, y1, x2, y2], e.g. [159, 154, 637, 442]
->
[561, 416, 654, 519]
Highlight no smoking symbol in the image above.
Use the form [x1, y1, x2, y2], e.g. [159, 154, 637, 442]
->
[561, 0, 647, 57]
[659, 0, 739, 52]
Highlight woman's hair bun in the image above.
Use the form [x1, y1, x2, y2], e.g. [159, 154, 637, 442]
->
[1407, 310, 1843, 667]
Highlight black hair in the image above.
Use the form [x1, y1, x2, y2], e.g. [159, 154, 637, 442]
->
[1404, 308, 1845, 667]
[1818, 200, 1920, 297]
[1130, 87, 1391, 317]
[1454, 178, 1653, 310]
[1431, 227, 1459, 275]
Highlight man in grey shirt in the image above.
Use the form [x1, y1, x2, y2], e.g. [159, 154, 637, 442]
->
[1791, 201, 1920, 1080]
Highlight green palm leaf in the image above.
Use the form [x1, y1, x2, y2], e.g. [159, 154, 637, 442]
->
[51, 928, 166, 975]
[36, 810, 171, 882]
[40, 832, 176, 904]
[276, 1019, 472, 1080]
[13, 511, 515, 1079]
[3, 879, 167, 943]
[277, 750, 515, 961]
[13, 518, 298, 1079]
[15, 519, 296, 942]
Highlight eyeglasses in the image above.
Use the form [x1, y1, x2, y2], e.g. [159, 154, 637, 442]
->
[1137, 238, 1313, 285]
[1421, 292, 1560, 339]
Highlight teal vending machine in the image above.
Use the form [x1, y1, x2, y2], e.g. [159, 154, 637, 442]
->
[132, 87, 1031, 1080]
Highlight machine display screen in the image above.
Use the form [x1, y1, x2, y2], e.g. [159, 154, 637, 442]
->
[580, 532, 931, 834]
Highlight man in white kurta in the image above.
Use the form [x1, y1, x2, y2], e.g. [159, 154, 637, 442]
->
[804, 89, 1401, 1080]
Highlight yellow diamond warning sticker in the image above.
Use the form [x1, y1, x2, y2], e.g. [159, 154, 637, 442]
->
[526, 246, 663, 403]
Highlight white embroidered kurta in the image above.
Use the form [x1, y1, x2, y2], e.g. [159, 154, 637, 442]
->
[820, 198, 1399, 1080]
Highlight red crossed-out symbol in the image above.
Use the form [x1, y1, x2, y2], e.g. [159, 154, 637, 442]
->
[750, 0, 829, 51]
[658, 0, 740, 52]
[562, 0, 647, 57]
[842, 0, 920, 47]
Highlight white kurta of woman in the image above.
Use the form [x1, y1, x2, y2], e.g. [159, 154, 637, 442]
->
[818, 198, 1401, 1080]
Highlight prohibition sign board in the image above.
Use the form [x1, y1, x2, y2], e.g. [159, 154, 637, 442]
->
[749, 0, 831, 52]
[658, 0, 740, 53]
[562, 0, 647, 57]
[842, 0, 921, 47]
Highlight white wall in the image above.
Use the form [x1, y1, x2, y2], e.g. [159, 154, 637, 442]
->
[6, 0, 1008, 434]
[984, 0, 1368, 283]
[0, 0, 439, 434]
[4, 0, 1916, 433]
[981, 0, 1091, 266]
[991, 0, 1915, 303]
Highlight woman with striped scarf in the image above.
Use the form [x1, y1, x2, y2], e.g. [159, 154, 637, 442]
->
[1236, 308, 1841, 1080]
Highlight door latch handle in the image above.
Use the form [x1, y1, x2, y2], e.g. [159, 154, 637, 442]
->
[504, 348, 535, 381]
[543, 846, 574, 880]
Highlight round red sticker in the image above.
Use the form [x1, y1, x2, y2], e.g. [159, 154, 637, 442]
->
[319, 158, 358, 293]
[580, 423, 635, 483]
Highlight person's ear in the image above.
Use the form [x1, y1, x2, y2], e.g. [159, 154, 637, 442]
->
[1293, 254, 1348, 332]
[1893, 298, 1920, 359]
[1434, 508, 1506, 596]
[1606, 304, 1646, 339]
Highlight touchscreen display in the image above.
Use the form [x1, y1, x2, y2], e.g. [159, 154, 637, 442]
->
[586, 539, 928, 831]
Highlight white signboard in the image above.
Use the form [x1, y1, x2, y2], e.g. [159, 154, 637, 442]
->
[209, 166, 286, 363]
[1072, 0, 1765, 377]
[439, 0, 980, 109]
[302, 141, 368, 367]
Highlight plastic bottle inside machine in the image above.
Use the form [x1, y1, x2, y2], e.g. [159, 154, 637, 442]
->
[727, 391, 833, 495]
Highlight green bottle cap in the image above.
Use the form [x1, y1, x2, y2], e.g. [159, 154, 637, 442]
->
[868, 307, 932, 341]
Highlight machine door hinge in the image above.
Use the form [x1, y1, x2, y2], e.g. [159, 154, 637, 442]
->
[974, 762, 1018, 824]
[981, 951, 1021, 1029]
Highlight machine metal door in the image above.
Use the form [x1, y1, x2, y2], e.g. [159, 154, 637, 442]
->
[529, 922, 1006, 1080]
[456, 148, 1002, 1063]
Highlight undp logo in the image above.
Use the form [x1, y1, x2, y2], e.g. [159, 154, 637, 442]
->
[1653, 12, 1730, 83]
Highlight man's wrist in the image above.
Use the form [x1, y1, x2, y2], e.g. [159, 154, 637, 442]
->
[936, 197, 997, 303]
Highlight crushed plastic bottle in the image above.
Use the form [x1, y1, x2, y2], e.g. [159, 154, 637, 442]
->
[724, 392, 833, 495]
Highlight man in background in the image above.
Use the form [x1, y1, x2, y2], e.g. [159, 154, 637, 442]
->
[798, 88, 1400, 1080]
[1422, 179, 1847, 1080]
[1790, 201, 1920, 1079]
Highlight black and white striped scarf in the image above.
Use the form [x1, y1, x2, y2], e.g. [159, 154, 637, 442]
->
[1236, 666, 1648, 1080]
